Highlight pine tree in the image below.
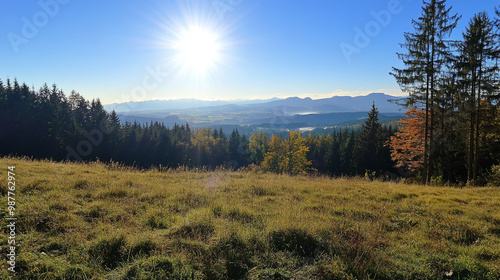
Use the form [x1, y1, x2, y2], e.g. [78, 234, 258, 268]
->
[456, 12, 499, 184]
[228, 129, 242, 168]
[339, 129, 355, 175]
[354, 103, 384, 174]
[325, 130, 341, 176]
[391, 0, 460, 183]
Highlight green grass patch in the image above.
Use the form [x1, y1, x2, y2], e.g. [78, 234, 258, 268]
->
[1, 157, 499, 279]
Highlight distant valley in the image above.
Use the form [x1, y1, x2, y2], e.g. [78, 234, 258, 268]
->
[104, 93, 406, 135]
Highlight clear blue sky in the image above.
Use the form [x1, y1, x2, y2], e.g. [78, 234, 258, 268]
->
[1, 0, 498, 104]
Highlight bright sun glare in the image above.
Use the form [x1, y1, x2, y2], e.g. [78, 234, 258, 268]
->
[174, 27, 221, 74]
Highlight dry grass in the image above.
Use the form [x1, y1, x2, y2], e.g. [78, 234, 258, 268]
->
[0, 157, 499, 279]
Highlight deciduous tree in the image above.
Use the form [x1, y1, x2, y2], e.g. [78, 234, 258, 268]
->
[388, 108, 426, 173]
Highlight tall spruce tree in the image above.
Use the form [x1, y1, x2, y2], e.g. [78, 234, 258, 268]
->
[354, 103, 384, 174]
[457, 12, 499, 184]
[391, 0, 460, 184]
[325, 130, 342, 176]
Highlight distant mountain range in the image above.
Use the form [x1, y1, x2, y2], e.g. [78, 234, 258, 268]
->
[104, 93, 405, 114]
[104, 97, 281, 113]
[104, 93, 407, 135]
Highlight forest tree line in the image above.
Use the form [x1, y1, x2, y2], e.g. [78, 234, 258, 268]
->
[0, 79, 396, 178]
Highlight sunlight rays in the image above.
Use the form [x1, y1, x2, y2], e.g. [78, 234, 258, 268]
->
[149, 1, 236, 84]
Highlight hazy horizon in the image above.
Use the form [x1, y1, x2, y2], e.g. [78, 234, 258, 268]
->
[102, 91, 405, 105]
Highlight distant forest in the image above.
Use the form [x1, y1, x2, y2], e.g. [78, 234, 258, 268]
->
[1, 1, 500, 185]
[0, 79, 396, 178]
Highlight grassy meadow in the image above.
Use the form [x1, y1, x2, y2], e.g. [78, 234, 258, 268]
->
[0, 157, 499, 279]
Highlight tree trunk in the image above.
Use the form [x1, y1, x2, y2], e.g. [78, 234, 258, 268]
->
[468, 73, 476, 183]
[423, 42, 431, 185]
[429, 28, 436, 184]
[473, 56, 483, 184]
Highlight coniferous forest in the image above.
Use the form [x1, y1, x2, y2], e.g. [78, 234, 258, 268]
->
[1, 1, 500, 185]
[0, 79, 396, 177]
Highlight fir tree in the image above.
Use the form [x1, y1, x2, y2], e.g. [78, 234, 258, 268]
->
[354, 103, 384, 174]
[456, 12, 500, 184]
[391, 0, 460, 183]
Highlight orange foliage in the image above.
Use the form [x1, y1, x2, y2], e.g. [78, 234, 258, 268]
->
[388, 108, 426, 172]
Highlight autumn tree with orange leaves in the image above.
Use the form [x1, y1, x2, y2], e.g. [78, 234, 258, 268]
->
[388, 108, 426, 173]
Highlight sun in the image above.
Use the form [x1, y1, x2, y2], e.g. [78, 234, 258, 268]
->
[174, 26, 221, 74]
